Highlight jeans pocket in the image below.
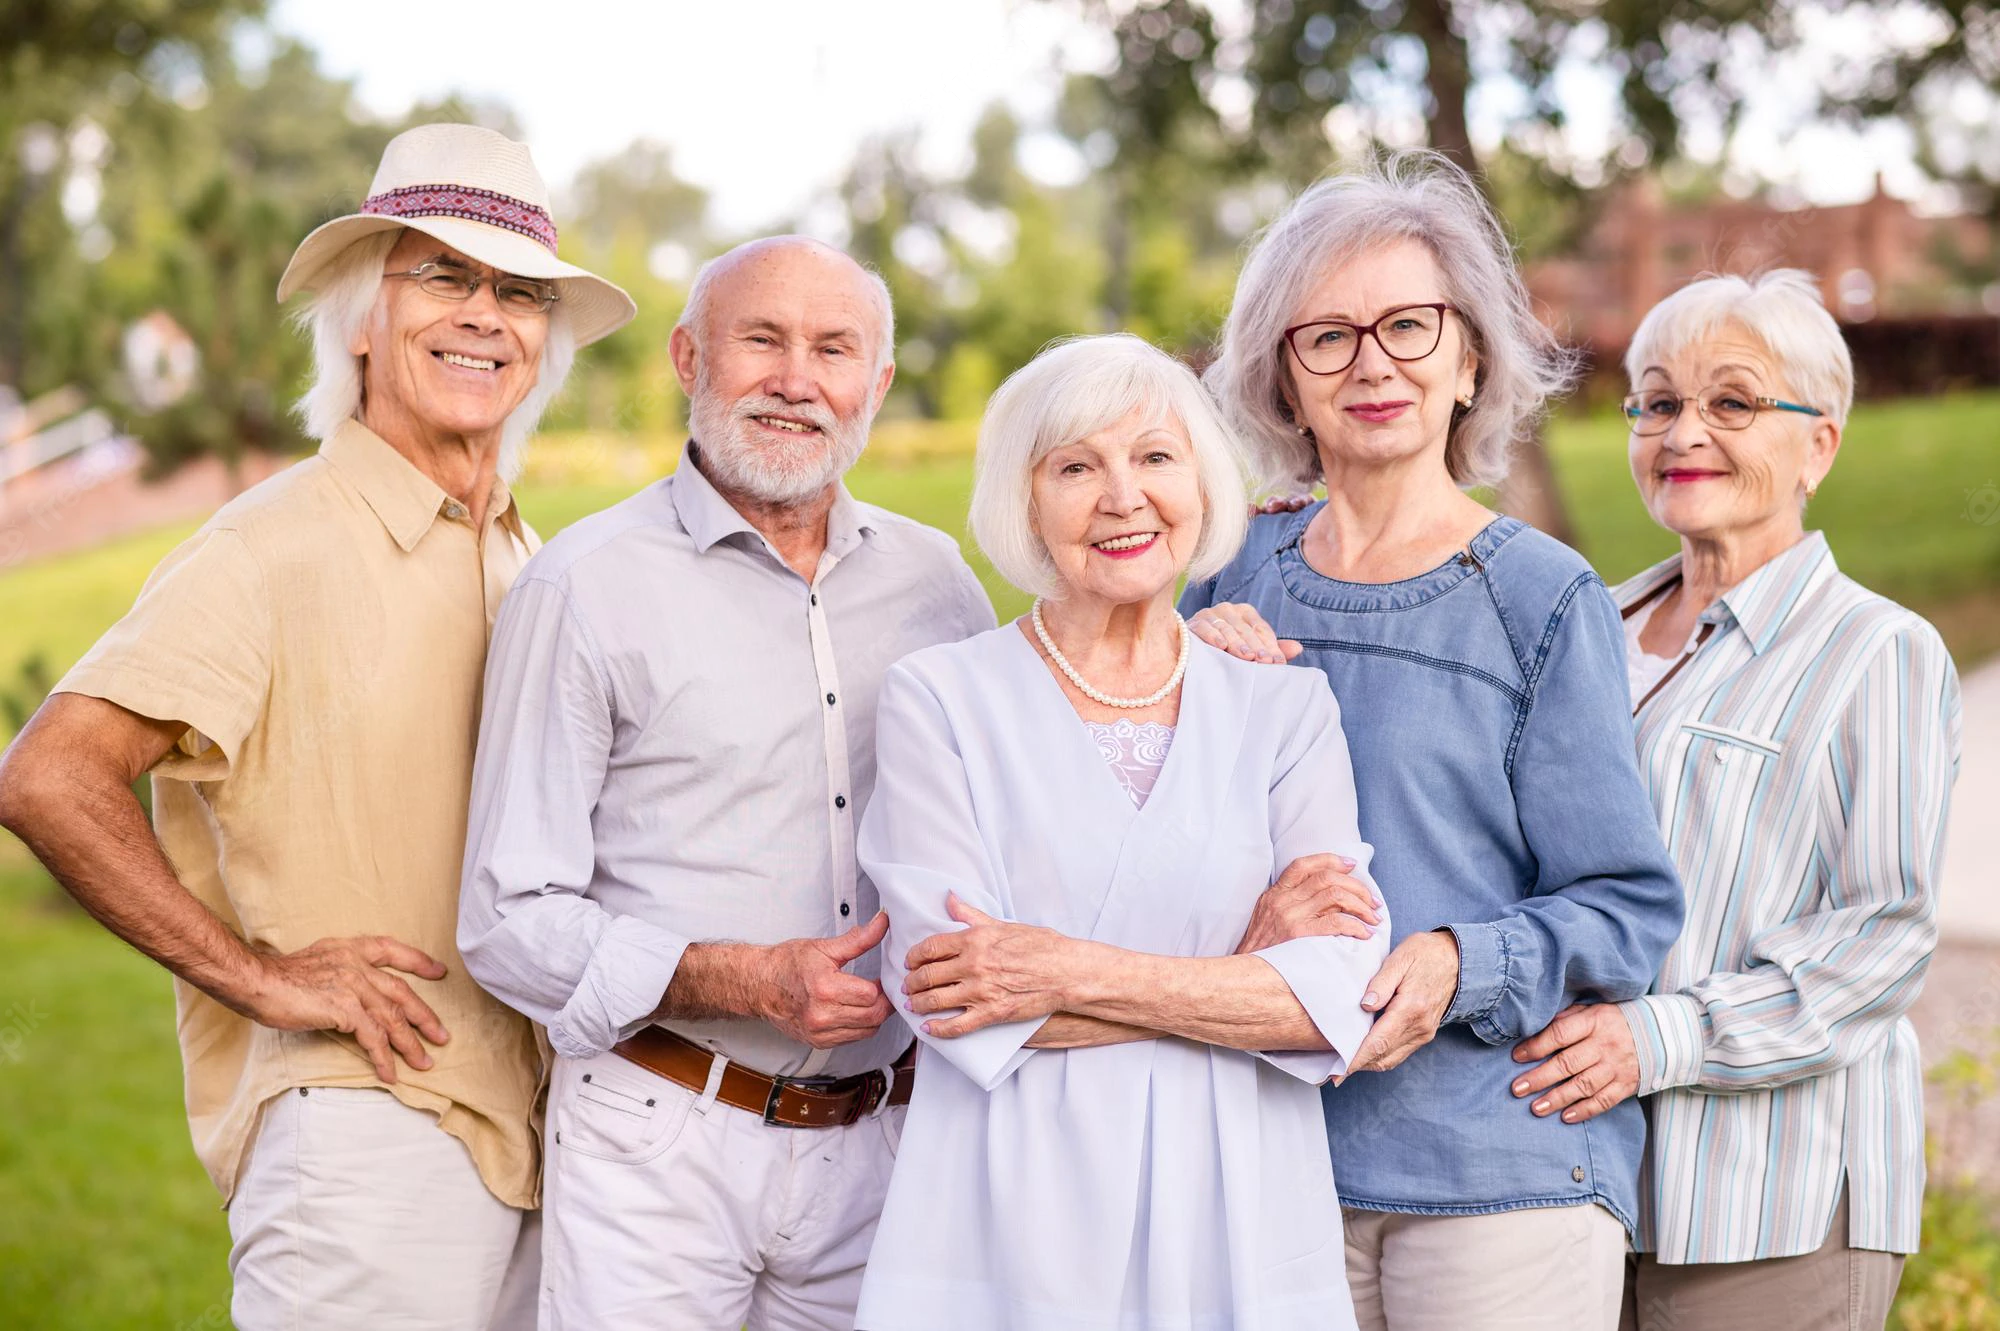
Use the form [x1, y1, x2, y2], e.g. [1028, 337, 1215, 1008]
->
[551, 1055, 695, 1166]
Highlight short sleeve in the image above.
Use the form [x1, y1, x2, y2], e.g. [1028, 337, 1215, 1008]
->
[53, 528, 272, 782]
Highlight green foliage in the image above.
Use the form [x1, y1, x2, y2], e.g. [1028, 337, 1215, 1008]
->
[1892, 1038, 2000, 1330]
[0, 653, 51, 735]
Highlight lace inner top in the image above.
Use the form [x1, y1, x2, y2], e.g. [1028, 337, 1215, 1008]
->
[1082, 718, 1176, 808]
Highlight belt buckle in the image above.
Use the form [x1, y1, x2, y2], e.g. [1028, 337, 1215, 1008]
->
[761, 1073, 837, 1126]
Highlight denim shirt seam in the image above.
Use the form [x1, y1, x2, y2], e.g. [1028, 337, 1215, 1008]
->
[1503, 570, 1601, 778]
[1286, 637, 1526, 706]
[1338, 1193, 1634, 1231]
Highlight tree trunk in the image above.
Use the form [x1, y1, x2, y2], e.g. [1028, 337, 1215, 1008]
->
[1407, 0, 1577, 545]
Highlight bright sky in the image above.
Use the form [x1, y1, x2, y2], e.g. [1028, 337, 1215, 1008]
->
[270, 0, 1946, 238]
[269, 0, 1101, 234]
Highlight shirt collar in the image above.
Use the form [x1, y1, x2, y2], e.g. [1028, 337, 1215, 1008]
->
[320, 419, 521, 552]
[671, 440, 879, 559]
[1613, 531, 1836, 656]
[1713, 531, 1837, 655]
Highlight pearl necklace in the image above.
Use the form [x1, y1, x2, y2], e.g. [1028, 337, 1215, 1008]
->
[1030, 598, 1190, 709]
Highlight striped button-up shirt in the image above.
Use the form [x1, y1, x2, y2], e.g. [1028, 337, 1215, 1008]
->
[1614, 532, 1962, 1263]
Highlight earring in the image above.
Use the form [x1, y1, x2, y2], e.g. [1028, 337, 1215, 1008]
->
[1805, 479, 1820, 500]
[1456, 394, 1474, 409]
[1295, 424, 1312, 437]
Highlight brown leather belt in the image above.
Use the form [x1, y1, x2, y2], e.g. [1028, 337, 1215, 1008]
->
[612, 1025, 913, 1129]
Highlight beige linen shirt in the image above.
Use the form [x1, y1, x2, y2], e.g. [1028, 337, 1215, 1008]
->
[55, 419, 543, 1208]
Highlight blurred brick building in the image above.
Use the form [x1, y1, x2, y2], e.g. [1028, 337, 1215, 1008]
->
[1527, 175, 1998, 396]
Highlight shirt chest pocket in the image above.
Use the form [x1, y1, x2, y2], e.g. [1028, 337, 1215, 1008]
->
[1675, 721, 1785, 841]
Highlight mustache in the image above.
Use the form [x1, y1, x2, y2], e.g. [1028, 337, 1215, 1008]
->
[727, 394, 839, 434]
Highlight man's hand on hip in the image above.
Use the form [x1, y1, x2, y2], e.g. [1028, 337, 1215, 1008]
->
[241, 936, 452, 1083]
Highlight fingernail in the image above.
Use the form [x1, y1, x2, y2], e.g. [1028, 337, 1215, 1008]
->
[1513, 1047, 1529, 1061]
[1339, 857, 1356, 870]
[1362, 991, 1380, 1008]
[1562, 1110, 1578, 1123]
[1512, 1079, 1529, 1096]
[1533, 1100, 1550, 1115]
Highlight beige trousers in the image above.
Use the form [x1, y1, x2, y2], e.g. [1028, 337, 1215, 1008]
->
[227, 1086, 539, 1331]
[1621, 1193, 1906, 1331]
[1343, 1202, 1628, 1331]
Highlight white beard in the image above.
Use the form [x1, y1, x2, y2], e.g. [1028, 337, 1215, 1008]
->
[687, 375, 872, 507]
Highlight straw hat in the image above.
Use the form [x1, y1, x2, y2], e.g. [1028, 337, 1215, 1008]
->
[277, 123, 636, 346]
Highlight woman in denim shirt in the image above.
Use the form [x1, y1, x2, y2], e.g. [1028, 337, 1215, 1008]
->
[1182, 151, 1684, 1330]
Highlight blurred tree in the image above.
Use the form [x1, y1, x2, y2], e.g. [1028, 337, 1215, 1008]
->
[551, 141, 711, 438]
[85, 41, 401, 472]
[1051, 0, 2000, 526]
[0, 0, 267, 392]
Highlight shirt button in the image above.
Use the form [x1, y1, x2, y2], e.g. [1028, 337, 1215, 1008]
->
[810, 593, 818, 606]
[840, 902, 851, 917]
[826, 692, 837, 706]
[1571, 1165, 1586, 1183]
[834, 794, 847, 809]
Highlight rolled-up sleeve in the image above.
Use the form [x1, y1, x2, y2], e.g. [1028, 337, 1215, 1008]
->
[457, 575, 690, 1059]
[1443, 575, 1685, 1043]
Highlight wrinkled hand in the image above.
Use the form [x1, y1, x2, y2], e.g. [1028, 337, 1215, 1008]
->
[903, 895, 1080, 1038]
[1251, 493, 1316, 516]
[1510, 1003, 1640, 1124]
[1342, 930, 1460, 1078]
[246, 935, 451, 1083]
[759, 911, 895, 1049]
[1235, 853, 1382, 954]
[1188, 602, 1301, 665]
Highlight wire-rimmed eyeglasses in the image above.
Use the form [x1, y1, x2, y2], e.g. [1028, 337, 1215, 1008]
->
[385, 261, 560, 314]
[1622, 387, 1825, 436]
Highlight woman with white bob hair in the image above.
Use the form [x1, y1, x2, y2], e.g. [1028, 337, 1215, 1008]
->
[1182, 150, 1684, 1329]
[854, 333, 1393, 1330]
[1506, 271, 1962, 1330]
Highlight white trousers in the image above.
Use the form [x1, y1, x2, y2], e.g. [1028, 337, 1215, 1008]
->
[540, 1047, 902, 1331]
[228, 1086, 538, 1331]
[1343, 1202, 1628, 1331]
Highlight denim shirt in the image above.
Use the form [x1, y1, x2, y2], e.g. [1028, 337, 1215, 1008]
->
[1181, 508, 1684, 1232]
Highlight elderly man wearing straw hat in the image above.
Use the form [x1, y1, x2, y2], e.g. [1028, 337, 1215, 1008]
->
[0, 123, 632, 1330]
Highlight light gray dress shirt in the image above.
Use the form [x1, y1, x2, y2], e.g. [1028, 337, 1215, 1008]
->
[459, 444, 997, 1078]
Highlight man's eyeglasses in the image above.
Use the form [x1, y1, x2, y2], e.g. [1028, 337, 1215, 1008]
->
[1281, 303, 1456, 377]
[1621, 387, 1824, 436]
[385, 261, 560, 315]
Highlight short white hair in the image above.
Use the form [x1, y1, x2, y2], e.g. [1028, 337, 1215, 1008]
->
[1624, 269, 1854, 427]
[970, 334, 1250, 601]
[291, 228, 578, 481]
[675, 238, 896, 373]
[1206, 149, 1578, 492]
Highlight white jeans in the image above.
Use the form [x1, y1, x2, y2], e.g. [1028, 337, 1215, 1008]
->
[540, 1047, 902, 1331]
[1343, 1202, 1628, 1331]
[228, 1086, 538, 1331]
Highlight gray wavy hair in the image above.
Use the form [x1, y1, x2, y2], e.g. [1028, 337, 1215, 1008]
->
[1206, 150, 1579, 492]
[291, 229, 578, 481]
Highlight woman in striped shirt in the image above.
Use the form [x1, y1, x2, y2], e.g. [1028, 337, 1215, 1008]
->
[1509, 270, 1963, 1330]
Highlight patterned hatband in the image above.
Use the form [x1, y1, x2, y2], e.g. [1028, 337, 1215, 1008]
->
[360, 183, 559, 254]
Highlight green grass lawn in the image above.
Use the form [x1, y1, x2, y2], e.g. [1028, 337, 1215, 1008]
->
[0, 395, 1996, 1326]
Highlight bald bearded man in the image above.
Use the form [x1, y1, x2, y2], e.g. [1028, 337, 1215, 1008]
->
[457, 237, 995, 1330]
